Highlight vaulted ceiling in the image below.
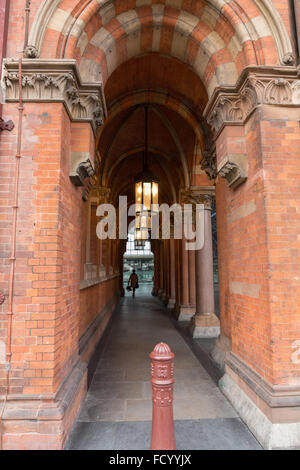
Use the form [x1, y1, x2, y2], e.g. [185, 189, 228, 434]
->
[97, 53, 209, 206]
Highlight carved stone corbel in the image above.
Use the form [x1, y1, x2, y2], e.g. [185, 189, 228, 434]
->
[0, 117, 14, 132]
[24, 45, 38, 58]
[69, 151, 95, 186]
[217, 154, 247, 189]
[201, 149, 217, 180]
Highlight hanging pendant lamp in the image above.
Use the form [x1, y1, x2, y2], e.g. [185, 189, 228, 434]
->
[134, 105, 159, 244]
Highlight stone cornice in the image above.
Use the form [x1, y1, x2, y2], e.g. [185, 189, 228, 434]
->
[204, 65, 300, 135]
[2, 59, 107, 136]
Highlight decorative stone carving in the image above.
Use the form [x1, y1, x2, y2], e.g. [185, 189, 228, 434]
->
[77, 159, 94, 183]
[201, 149, 217, 180]
[218, 154, 247, 189]
[282, 52, 295, 66]
[81, 155, 102, 201]
[69, 151, 95, 187]
[264, 78, 292, 104]
[204, 66, 300, 133]
[98, 186, 111, 204]
[0, 117, 14, 132]
[2, 59, 107, 135]
[24, 45, 38, 58]
[180, 188, 215, 210]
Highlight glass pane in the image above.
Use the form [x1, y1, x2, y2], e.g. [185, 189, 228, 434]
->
[140, 213, 148, 229]
[152, 182, 158, 206]
[135, 182, 142, 213]
[143, 182, 151, 210]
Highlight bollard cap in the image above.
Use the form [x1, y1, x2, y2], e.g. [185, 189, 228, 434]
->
[150, 342, 174, 360]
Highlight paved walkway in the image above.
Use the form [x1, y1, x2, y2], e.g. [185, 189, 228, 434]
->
[66, 285, 261, 450]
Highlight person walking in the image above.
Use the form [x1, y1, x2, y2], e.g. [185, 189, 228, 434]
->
[128, 269, 139, 298]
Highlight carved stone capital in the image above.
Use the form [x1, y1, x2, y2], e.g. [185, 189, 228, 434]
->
[204, 66, 300, 134]
[96, 186, 111, 204]
[180, 187, 215, 210]
[2, 59, 107, 136]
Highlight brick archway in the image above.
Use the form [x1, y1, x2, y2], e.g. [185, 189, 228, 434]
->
[0, 0, 300, 450]
[25, 0, 294, 86]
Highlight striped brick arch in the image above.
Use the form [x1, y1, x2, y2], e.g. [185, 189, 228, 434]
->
[29, 0, 293, 95]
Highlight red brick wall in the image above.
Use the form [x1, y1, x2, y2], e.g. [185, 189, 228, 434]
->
[259, 107, 300, 385]
[217, 107, 300, 386]
[79, 277, 119, 338]
[0, 101, 120, 396]
[216, 115, 271, 381]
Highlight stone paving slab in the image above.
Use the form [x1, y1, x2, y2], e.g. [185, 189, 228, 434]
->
[66, 418, 262, 450]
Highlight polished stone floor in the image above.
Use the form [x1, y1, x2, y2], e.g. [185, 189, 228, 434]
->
[66, 285, 261, 450]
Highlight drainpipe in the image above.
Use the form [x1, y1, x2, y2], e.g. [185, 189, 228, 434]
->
[0, 58, 23, 450]
[6, 58, 23, 368]
[0, 0, 29, 448]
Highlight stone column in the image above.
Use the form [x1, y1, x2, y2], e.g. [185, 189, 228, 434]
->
[190, 195, 220, 338]
[181, 236, 189, 305]
[162, 239, 169, 305]
[167, 237, 176, 310]
[188, 249, 196, 307]
[174, 228, 195, 321]
[175, 239, 181, 308]
[158, 241, 164, 298]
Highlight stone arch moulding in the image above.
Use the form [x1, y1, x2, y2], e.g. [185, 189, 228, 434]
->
[28, 0, 294, 71]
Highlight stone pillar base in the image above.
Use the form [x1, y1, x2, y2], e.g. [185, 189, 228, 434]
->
[189, 313, 220, 338]
[219, 373, 300, 450]
[157, 288, 164, 297]
[151, 287, 158, 296]
[210, 334, 232, 372]
[166, 297, 176, 310]
[220, 353, 300, 449]
[0, 360, 87, 450]
[174, 304, 195, 321]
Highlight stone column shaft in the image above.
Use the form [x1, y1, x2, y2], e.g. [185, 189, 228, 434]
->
[167, 238, 176, 309]
[188, 249, 196, 306]
[190, 198, 220, 338]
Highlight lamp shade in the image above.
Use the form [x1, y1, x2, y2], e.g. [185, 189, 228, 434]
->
[135, 170, 159, 230]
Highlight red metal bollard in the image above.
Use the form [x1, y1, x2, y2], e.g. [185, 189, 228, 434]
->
[150, 342, 176, 450]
